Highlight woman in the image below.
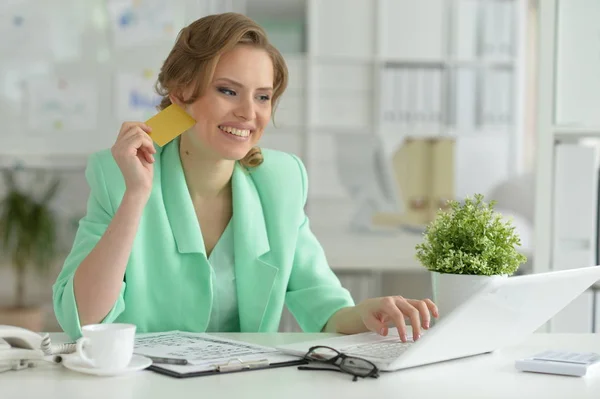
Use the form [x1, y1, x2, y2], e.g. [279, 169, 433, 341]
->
[53, 12, 438, 341]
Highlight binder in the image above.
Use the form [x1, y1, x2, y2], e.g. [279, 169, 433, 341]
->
[550, 143, 600, 333]
[453, 68, 477, 132]
[453, 0, 479, 59]
[482, 0, 499, 57]
[595, 290, 600, 333]
[147, 357, 307, 379]
[392, 138, 432, 227]
[552, 143, 599, 272]
[429, 138, 455, 221]
[381, 67, 394, 124]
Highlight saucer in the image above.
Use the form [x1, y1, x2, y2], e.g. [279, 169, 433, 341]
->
[62, 354, 152, 377]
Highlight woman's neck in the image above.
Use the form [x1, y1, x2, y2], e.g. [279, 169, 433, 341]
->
[179, 135, 235, 200]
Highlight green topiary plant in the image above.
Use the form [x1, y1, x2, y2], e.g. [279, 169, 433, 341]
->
[415, 193, 527, 276]
[0, 168, 61, 308]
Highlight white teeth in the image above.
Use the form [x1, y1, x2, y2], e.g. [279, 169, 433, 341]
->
[219, 126, 250, 137]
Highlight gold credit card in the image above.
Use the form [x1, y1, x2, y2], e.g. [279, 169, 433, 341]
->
[145, 103, 196, 147]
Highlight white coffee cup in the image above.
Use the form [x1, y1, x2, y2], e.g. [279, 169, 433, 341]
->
[75, 323, 136, 370]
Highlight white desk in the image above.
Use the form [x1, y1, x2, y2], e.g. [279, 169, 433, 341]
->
[1, 332, 599, 399]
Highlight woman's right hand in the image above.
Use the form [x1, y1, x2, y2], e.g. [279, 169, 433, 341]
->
[111, 122, 156, 197]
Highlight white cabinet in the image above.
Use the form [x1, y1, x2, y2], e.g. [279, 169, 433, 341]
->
[241, 0, 526, 207]
[311, 0, 375, 59]
[534, 0, 600, 332]
[380, 0, 446, 61]
[555, 0, 600, 127]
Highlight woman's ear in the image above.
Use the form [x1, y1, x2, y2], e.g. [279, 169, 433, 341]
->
[169, 93, 183, 107]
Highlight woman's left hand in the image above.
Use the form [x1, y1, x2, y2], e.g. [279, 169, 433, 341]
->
[356, 296, 439, 342]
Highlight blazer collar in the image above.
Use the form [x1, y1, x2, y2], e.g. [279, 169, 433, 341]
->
[160, 138, 270, 259]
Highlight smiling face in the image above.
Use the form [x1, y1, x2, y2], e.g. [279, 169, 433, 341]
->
[176, 44, 274, 161]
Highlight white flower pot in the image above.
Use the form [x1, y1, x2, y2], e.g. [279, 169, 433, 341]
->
[431, 271, 507, 319]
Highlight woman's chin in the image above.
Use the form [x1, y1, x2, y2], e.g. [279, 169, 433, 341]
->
[216, 148, 253, 161]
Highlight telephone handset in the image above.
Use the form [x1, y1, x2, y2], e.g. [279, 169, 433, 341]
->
[0, 325, 76, 373]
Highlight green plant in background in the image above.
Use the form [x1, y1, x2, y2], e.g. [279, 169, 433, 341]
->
[415, 193, 527, 276]
[0, 169, 61, 308]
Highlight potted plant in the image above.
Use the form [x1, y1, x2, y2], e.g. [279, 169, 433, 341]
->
[415, 193, 527, 318]
[0, 168, 61, 331]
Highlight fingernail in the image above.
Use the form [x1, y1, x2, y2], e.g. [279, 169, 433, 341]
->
[414, 333, 420, 341]
[425, 322, 430, 329]
[379, 328, 385, 336]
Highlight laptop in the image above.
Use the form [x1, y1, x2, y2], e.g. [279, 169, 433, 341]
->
[277, 266, 600, 372]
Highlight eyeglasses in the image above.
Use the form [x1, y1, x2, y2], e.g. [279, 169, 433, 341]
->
[298, 345, 380, 382]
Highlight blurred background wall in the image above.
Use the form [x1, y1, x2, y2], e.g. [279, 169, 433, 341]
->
[2, 0, 593, 333]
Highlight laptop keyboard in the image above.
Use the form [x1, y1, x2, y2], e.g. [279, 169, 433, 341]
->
[342, 338, 414, 360]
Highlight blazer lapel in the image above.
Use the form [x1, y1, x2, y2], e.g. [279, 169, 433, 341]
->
[160, 138, 205, 255]
[232, 163, 278, 332]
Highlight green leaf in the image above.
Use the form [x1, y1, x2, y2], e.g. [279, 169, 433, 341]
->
[415, 193, 527, 276]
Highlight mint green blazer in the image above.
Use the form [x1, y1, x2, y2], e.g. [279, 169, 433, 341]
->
[53, 138, 354, 340]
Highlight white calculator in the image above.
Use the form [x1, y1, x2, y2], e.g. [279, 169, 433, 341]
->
[515, 350, 600, 377]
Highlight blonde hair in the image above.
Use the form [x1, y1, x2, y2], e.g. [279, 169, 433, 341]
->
[155, 13, 288, 168]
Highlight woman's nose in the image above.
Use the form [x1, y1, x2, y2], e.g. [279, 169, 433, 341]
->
[234, 97, 254, 120]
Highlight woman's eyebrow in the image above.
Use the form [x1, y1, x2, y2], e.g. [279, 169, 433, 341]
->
[214, 77, 273, 91]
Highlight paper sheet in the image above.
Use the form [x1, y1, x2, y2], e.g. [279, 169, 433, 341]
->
[106, 0, 180, 48]
[133, 331, 301, 373]
[0, 62, 51, 114]
[26, 76, 98, 132]
[115, 69, 162, 121]
[0, 0, 52, 60]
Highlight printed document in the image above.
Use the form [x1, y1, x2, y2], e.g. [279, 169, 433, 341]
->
[134, 331, 302, 373]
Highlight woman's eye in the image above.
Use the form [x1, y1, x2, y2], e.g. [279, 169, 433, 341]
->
[258, 95, 271, 102]
[218, 87, 236, 96]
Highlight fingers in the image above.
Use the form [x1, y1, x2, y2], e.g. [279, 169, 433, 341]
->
[362, 313, 389, 337]
[137, 146, 155, 165]
[113, 124, 156, 164]
[119, 121, 152, 138]
[407, 298, 440, 324]
[395, 297, 421, 341]
[381, 297, 408, 342]
[423, 298, 439, 319]
[120, 122, 154, 149]
[408, 299, 431, 330]
[124, 129, 156, 155]
[368, 296, 440, 343]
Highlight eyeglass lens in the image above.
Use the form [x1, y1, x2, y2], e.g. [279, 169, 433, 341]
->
[339, 357, 376, 377]
[306, 346, 376, 378]
[306, 347, 340, 362]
